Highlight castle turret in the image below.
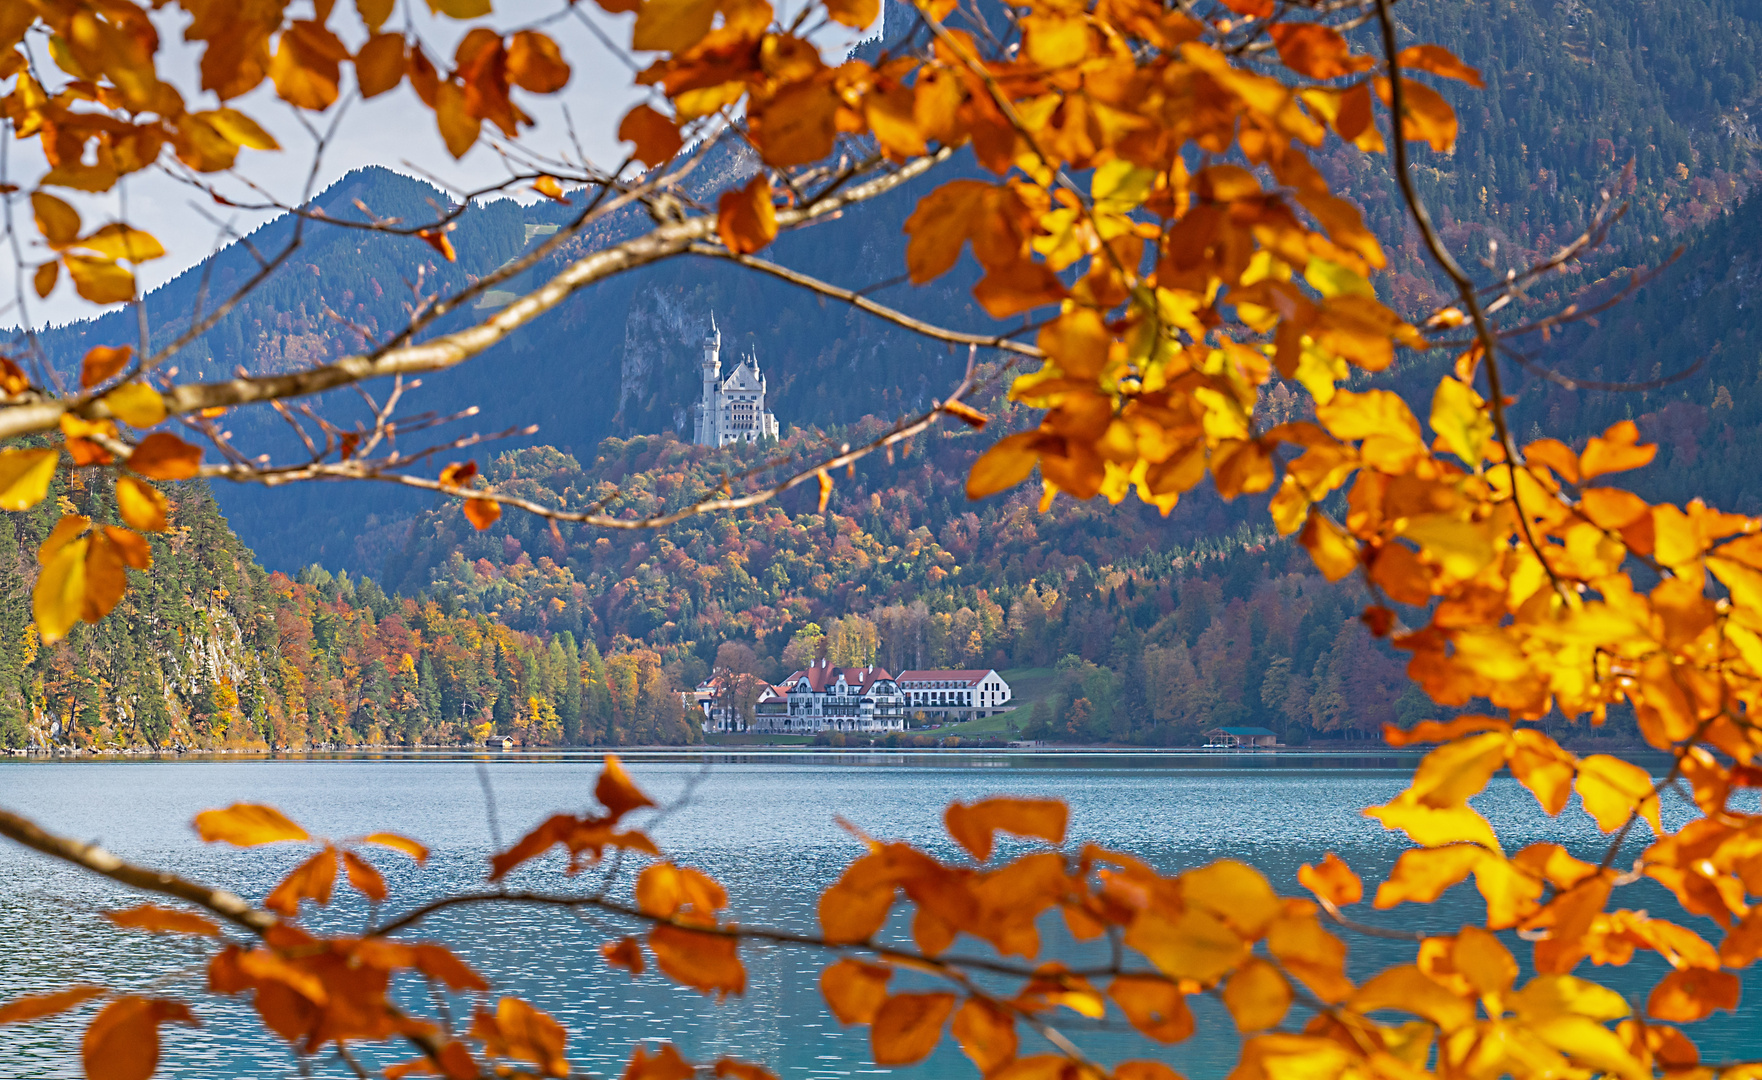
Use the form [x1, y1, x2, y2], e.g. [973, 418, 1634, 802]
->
[696, 314, 723, 445]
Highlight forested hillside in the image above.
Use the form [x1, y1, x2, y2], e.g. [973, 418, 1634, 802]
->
[0, 473, 699, 751]
[22, 0, 1758, 575]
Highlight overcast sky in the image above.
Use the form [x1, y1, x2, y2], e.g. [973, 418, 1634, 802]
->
[5, 2, 880, 329]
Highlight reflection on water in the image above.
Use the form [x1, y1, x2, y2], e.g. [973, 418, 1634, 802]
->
[0, 752, 1752, 1079]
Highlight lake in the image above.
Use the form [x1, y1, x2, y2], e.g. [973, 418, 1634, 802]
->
[0, 751, 1754, 1079]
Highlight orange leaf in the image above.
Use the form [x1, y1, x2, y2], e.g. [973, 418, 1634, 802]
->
[636, 862, 728, 918]
[1579, 420, 1657, 480]
[362, 832, 429, 863]
[103, 905, 220, 937]
[973, 260, 1067, 319]
[618, 105, 683, 168]
[944, 797, 1068, 862]
[508, 31, 570, 92]
[194, 803, 309, 846]
[356, 33, 406, 97]
[464, 497, 501, 529]
[940, 400, 988, 429]
[817, 468, 833, 513]
[598, 755, 656, 818]
[1390, 77, 1457, 152]
[81, 345, 133, 388]
[821, 958, 891, 1025]
[623, 1043, 694, 1080]
[438, 460, 477, 488]
[713, 1060, 777, 1080]
[718, 174, 778, 255]
[32, 191, 81, 248]
[1297, 853, 1362, 907]
[968, 432, 1044, 500]
[1382, 716, 1509, 746]
[1576, 754, 1661, 834]
[264, 846, 338, 916]
[533, 176, 568, 203]
[1396, 44, 1484, 87]
[953, 998, 1017, 1073]
[413, 943, 491, 991]
[1372, 846, 1482, 909]
[1222, 958, 1291, 1032]
[342, 849, 387, 902]
[418, 227, 457, 262]
[1648, 968, 1740, 1022]
[0, 985, 106, 1025]
[1115, 1064, 1184, 1080]
[825, 0, 877, 28]
[471, 998, 571, 1077]
[870, 993, 956, 1066]
[1107, 975, 1193, 1043]
[126, 433, 201, 480]
[82, 996, 198, 1080]
[1269, 24, 1360, 80]
[34, 260, 58, 298]
[602, 936, 646, 976]
[649, 924, 745, 997]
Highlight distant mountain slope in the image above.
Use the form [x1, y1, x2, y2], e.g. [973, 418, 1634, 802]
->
[17, 0, 1760, 573]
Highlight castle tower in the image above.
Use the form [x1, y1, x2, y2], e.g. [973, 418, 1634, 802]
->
[696, 314, 723, 446]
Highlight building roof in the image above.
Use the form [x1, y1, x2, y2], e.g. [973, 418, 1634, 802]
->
[897, 670, 997, 686]
[1206, 726, 1278, 737]
[777, 659, 897, 695]
[720, 356, 765, 392]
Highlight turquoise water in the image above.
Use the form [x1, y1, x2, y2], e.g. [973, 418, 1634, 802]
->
[0, 751, 1754, 1078]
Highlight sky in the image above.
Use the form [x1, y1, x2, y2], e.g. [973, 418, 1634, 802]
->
[4, 1, 881, 330]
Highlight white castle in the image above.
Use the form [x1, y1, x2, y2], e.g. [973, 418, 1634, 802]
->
[693, 315, 779, 447]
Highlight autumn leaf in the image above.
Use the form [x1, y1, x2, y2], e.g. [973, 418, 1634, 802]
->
[472, 998, 570, 1077]
[944, 797, 1067, 861]
[602, 936, 646, 975]
[464, 497, 501, 529]
[713, 1060, 777, 1080]
[127, 433, 202, 480]
[508, 31, 570, 92]
[618, 105, 683, 168]
[624, 1043, 695, 1080]
[0, 986, 106, 1025]
[821, 959, 891, 1025]
[649, 924, 745, 997]
[265, 845, 339, 915]
[1269, 24, 1362, 80]
[194, 803, 311, 846]
[1579, 420, 1657, 480]
[1397, 44, 1484, 87]
[81, 345, 133, 388]
[953, 998, 1016, 1073]
[342, 849, 387, 902]
[1574, 755, 1661, 835]
[597, 755, 656, 818]
[32, 192, 81, 248]
[632, 0, 720, 53]
[361, 832, 429, 862]
[1106, 975, 1193, 1043]
[104, 383, 168, 428]
[103, 905, 221, 937]
[82, 997, 198, 1080]
[0, 448, 59, 510]
[718, 174, 778, 255]
[1297, 853, 1362, 907]
[356, 33, 407, 97]
[1223, 959, 1291, 1032]
[870, 993, 957, 1065]
[418, 227, 458, 261]
[64, 255, 136, 304]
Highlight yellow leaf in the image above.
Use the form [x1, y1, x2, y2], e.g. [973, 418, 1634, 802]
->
[33, 532, 88, 643]
[1125, 907, 1247, 984]
[1350, 966, 1475, 1033]
[1510, 973, 1631, 1022]
[1364, 801, 1501, 851]
[103, 383, 167, 428]
[1372, 846, 1483, 909]
[1579, 420, 1655, 480]
[1223, 959, 1290, 1032]
[426, 0, 492, 17]
[74, 224, 166, 263]
[632, 0, 719, 53]
[357, 0, 396, 32]
[193, 803, 311, 846]
[1575, 755, 1660, 835]
[34, 261, 59, 298]
[1315, 388, 1420, 444]
[1404, 731, 1510, 807]
[1180, 859, 1281, 939]
[435, 81, 481, 158]
[31, 191, 81, 248]
[115, 477, 170, 533]
[64, 255, 136, 304]
[0, 448, 58, 510]
[824, 0, 877, 27]
[362, 832, 429, 862]
[1304, 258, 1373, 299]
[1429, 376, 1491, 465]
[1298, 509, 1359, 581]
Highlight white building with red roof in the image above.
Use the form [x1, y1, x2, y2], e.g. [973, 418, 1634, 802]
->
[750, 659, 905, 734]
[896, 670, 1012, 721]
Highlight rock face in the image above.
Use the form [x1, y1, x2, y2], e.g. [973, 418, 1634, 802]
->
[618, 287, 712, 437]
